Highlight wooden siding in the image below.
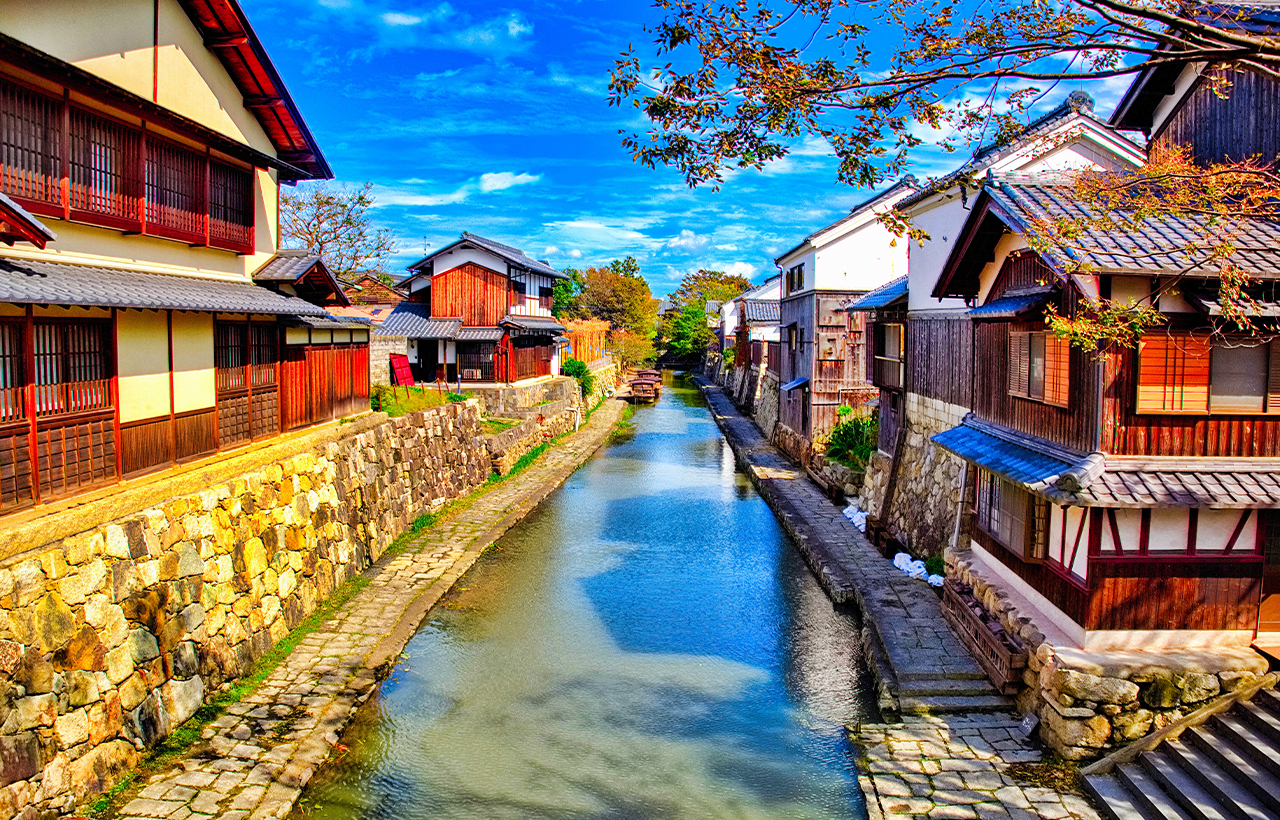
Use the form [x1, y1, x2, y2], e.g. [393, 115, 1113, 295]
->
[974, 321, 1098, 452]
[1153, 68, 1280, 167]
[906, 317, 973, 406]
[432, 263, 510, 326]
[1104, 346, 1280, 455]
[990, 251, 1053, 298]
[779, 291, 873, 441]
[281, 345, 370, 431]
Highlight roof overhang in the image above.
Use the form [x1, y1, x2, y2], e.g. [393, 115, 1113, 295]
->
[932, 193, 1010, 300]
[177, 0, 332, 180]
[0, 193, 56, 249]
[781, 377, 809, 391]
[966, 289, 1052, 319]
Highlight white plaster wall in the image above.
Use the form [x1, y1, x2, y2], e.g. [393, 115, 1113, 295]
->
[170, 311, 214, 413]
[508, 271, 555, 318]
[431, 247, 509, 278]
[812, 217, 908, 292]
[1148, 509, 1189, 552]
[117, 310, 171, 423]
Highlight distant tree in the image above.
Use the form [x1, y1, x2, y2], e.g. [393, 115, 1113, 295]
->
[609, 329, 657, 369]
[552, 267, 587, 319]
[672, 269, 751, 309]
[577, 257, 659, 336]
[281, 182, 396, 282]
[662, 303, 714, 357]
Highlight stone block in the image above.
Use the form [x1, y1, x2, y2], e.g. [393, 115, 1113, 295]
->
[52, 624, 106, 671]
[161, 675, 205, 727]
[1220, 671, 1262, 693]
[32, 593, 78, 654]
[1175, 673, 1219, 704]
[55, 708, 90, 746]
[118, 673, 148, 712]
[1111, 708, 1153, 742]
[1040, 705, 1110, 749]
[14, 652, 53, 694]
[0, 733, 41, 788]
[0, 641, 18, 676]
[67, 670, 101, 707]
[1142, 676, 1180, 709]
[128, 690, 171, 746]
[128, 629, 161, 664]
[69, 740, 138, 800]
[1050, 668, 1138, 705]
[104, 644, 134, 685]
[178, 544, 205, 577]
[13, 694, 56, 730]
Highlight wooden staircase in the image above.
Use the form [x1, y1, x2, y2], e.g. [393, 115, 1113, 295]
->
[1084, 688, 1280, 820]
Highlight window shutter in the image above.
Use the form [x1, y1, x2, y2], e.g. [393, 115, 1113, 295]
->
[1137, 334, 1210, 413]
[1029, 498, 1049, 561]
[1043, 335, 1071, 407]
[1269, 340, 1280, 413]
[1008, 332, 1030, 397]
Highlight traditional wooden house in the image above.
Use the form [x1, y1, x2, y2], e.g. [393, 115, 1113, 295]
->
[379, 233, 567, 384]
[854, 93, 1145, 556]
[0, 1, 369, 517]
[931, 170, 1280, 650]
[772, 178, 917, 463]
[338, 271, 407, 324]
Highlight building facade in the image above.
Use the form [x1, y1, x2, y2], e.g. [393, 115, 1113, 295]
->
[0, 0, 368, 518]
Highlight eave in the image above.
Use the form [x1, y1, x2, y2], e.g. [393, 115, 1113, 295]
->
[177, 0, 332, 180]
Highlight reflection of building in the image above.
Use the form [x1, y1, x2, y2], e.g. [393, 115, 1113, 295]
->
[0, 0, 367, 517]
[379, 233, 567, 383]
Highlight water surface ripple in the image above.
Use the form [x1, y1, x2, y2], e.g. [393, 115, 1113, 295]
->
[297, 378, 876, 820]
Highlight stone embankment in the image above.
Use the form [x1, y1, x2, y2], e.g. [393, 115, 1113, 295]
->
[693, 377, 1002, 717]
[101, 399, 624, 820]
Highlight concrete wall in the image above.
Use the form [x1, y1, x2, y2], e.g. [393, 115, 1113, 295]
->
[0, 402, 491, 815]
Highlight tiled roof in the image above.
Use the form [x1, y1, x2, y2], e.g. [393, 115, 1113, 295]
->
[932, 417, 1080, 488]
[253, 250, 326, 282]
[1182, 281, 1280, 317]
[848, 276, 907, 311]
[0, 257, 329, 315]
[967, 289, 1051, 319]
[457, 326, 504, 341]
[742, 299, 780, 323]
[293, 315, 373, 329]
[500, 315, 566, 334]
[377, 304, 461, 338]
[1067, 460, 1280, 508]
[985, 173, 1280, 279]
[0, 192, 56, 248]
[409, 233, 568, 280]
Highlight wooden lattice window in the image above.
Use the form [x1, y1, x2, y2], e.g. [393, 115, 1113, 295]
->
[146, 138, 205, 240]
[0, 79, 62, 206]
[31, 322, 112, 417]
[215, 323, 248, 393]
[209, 160, 252, 251]
[0, 323, 24, 424]
[975, 469, 1046, 562]
[68, 109, 140, 222]
[250, 325, 278, 387]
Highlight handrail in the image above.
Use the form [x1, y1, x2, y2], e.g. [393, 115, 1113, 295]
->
[1080, 671, 1279, 776]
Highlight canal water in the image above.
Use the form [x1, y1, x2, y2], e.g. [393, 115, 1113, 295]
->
[295, 377, 877, 820]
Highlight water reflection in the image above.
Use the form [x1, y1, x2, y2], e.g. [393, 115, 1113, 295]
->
[296, 377, 876, 820]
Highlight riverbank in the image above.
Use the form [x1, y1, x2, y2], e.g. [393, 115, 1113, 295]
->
[88, 399, 627, 820]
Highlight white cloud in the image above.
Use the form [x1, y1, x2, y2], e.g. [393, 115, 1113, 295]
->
[714, 244, 739, 251]
[723, 261, 759, 278]
[665, 229, 709, 252]
[479, 172, 541, 192]
[568, 249, 583, 258]
[381, 11, 421, 26]
[543, 245, 562, 255]
[507, 14, 533, 37]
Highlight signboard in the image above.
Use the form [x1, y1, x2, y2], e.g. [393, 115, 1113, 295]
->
[389, 353, 415, 387]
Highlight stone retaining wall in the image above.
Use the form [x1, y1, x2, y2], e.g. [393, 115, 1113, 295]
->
[485, 398, 579, 474]
[861, 392, 967, 555]
[581, 359, 620, 409]
[948, 549, 1271, 760]
[810, 453, 864, 498]
[0, 402, 491, 815]
[468, 377, 578, 417]
[753, 371, 779, 441]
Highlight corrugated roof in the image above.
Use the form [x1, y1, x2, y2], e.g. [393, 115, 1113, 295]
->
[967, 290, 1051, 319]
[847, 276, 907, 311]
[0, 257, 329, 315]
[932, 417, 1080, 487]
[985, 173, 1280, 279]
[742, 300, 780, 323]
[377, 304, 462, 338]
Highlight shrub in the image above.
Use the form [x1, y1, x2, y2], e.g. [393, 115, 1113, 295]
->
[825, 405, 878, 469]
[721, 347, 736, 365]
[561, 358, 595, 398]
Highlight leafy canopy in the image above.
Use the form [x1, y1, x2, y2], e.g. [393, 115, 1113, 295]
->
[672, 268, 752, 309]
[281, 182, 396, 282]
[557, 256, 659, 337]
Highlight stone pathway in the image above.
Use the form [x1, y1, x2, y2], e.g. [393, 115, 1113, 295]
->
[856, 714, 1102, 820]
[693, 378, 1002, 716]
[106, 401, 626, 820]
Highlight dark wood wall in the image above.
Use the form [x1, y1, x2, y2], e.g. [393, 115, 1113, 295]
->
[1103, 348, 1280, 456]
[778, 294, 812, 435]
[432, 263, 511, 326]
[1154, 68, 1280, 166]
[907, 316, 973, 406]
[974, 321, 1099, 452]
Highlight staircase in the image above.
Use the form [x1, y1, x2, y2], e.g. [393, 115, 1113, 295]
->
[1084, 688, 1280, 820]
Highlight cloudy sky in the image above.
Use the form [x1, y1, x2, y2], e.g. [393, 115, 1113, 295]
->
[249, 0, 1135, 297]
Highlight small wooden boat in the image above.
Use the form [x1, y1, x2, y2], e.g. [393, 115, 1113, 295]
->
[628, 376, 661, 402]
[636, 369, 662, 379]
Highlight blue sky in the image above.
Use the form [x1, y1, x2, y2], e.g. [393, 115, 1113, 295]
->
[249, 0, 1135, 297]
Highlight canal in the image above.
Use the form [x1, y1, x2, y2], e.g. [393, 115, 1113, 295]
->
[294, 377, 877, 820]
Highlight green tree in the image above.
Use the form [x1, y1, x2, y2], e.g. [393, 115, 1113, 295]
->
[552, 268, 586, 319]
[577, 258, 658, 336]
[672, 269, 751, 310]
[281, 182, 396, 281]
[663, 303, 714, 357]
[609, 329, 657, 369]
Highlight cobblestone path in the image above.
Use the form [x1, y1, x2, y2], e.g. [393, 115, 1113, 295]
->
[857, 714, 1101, 820]
[108, 400, 626, 820]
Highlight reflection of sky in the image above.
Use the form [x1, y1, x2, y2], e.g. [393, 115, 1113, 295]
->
[298, 381, 875, 820]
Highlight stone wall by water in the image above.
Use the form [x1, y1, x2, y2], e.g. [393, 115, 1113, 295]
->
[809, 453, 863, 499]
[861, 392, 967, 555]
[0, 402, 491, 816]
[581, 359, 620, 410]
[486, 398, 579, 474]
[753, 372, 780, 442]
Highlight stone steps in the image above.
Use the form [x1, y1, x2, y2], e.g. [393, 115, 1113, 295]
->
[898, 694, 1012, 714]
[897, 677, 1005, 697]
[1084, 689, 1280, 820]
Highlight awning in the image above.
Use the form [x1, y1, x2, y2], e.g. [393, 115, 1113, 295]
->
[932, 416, 1079, 488]
[967, 290, 1051, 319]
[377, 304, 461, 338]
[847, 276, 907, 311]
[500, 315, 567, 335]
[0, 257, 330, 315]
[0, 192, 56, 249]
[781, 377, 809, 391]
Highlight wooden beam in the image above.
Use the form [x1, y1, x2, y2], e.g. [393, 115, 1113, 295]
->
[205, 34, 249, 48]
[242, 96, 286, 110]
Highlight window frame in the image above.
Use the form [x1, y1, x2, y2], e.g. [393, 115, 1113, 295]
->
[1136, 333, 1280, 415]
[973, 468, 1047, 563]
[1008, 330, 1070, 407]
[873, 322, 905, 389]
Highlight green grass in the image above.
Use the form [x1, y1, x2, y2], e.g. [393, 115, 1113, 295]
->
[370, 384, 449, 417]
[481, 418, 522, 435]
[607, 403, 636, 443]
[85, 573, 371, 818]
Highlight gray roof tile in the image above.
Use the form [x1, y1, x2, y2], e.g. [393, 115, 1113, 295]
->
[409, 233, 568, 280]
[0, 256, 329, 315]
[742, 299, 780, 323]
[252, 249, 325, 282]
[377, 303, 461, 338]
